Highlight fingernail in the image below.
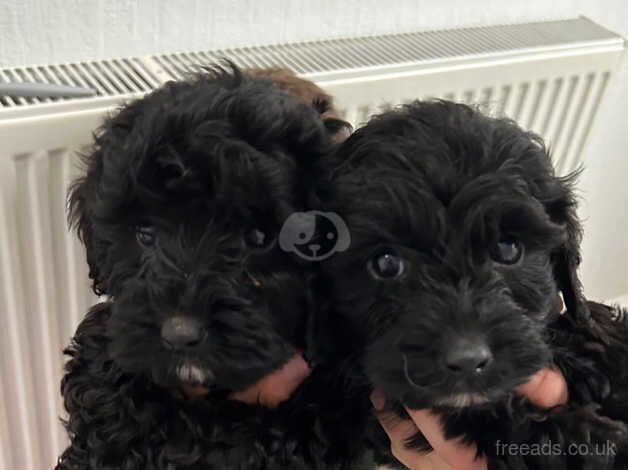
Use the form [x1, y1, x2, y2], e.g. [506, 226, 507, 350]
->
[370, 389, 386, 411]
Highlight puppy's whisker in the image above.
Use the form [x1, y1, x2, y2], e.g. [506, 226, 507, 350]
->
[136, 262, 150, 278]
[155, 244, 186, 277]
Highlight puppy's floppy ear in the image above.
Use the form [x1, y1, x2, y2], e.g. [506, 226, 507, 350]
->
[545, 170, 590, 324]
[311, 96, 353, 144]
[68, 101, 142, 296]
[323, 118, 353, 144]
[68, 160, 105, 296]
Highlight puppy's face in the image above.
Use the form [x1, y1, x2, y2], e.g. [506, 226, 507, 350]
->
[321, 101, 584, 409]
[70, 68, 330, 394]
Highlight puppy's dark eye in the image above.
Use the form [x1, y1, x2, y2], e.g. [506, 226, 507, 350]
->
[491, 237, 523, 264]
[136, 224, 156, 247]
[244, 229, 269, 249]
[369, 252, 405, 279]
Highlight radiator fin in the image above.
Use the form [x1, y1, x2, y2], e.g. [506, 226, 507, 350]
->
[330, 71, 613, 175]
[0, 158, 43, 470]
[0, 149, 97, 469]
[0, 58, 161, 108]
[15, 152, 66, 466]
[147, 18, 621, 80]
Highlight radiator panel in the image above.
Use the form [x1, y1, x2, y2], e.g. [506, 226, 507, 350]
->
[0, 109, 103, 470]
[0, 17, 624, 469]
[320, 54, 619, 175]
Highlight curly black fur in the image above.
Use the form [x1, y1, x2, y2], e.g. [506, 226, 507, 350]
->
[56, 66, 373, 470]
[316, 100, 628, 469]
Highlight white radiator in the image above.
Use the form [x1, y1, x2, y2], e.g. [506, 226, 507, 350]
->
[0, 17, 624, 470]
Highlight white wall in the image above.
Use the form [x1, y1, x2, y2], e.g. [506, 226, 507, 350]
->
[1, 0, 626, 300]
[0, 0, 614, 67]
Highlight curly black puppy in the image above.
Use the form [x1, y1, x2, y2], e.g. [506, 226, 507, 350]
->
[56, 66, 371, 470]
[316, 100, 628, 469]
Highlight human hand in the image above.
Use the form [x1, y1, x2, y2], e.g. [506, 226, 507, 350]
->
[229, 352, 311, 407]
[181, 352, 310, 408]
[371, 367, 568, 470]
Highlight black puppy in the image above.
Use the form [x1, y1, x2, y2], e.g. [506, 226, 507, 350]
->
[56, 66, 371, 470]
[316, 100, 628, 469]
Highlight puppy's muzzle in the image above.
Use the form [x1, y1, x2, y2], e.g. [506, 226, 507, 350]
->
[161, 316, 205, 349]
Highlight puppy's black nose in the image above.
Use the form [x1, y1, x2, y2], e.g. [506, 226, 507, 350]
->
[161, 316, 204, 349]
[444, 338, 493, 374]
